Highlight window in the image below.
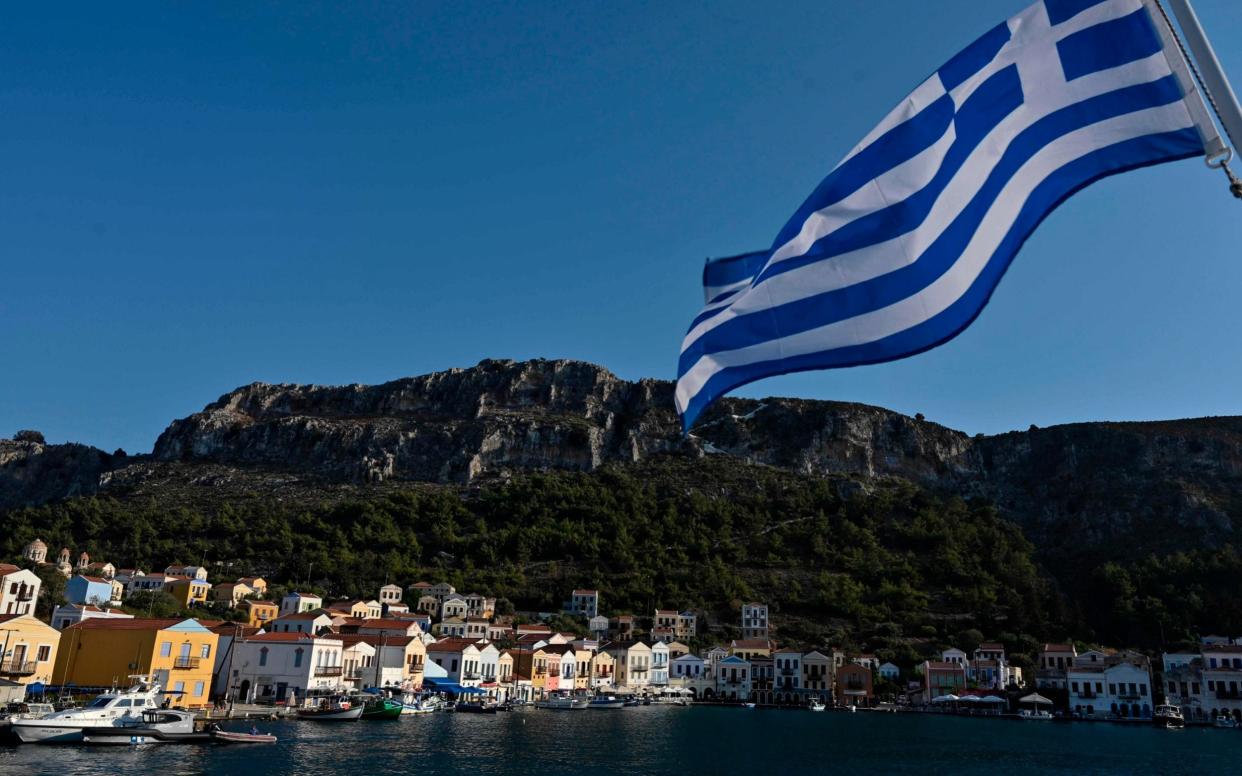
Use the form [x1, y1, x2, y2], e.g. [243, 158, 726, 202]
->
[160, 641, 172, 658]
[1193, 683, 1201, 694]
[200, 644, 211, 659]
[37, 645, 50, 661]
[194, 681, 205, 697]
[259, 647, 269, 667]
[294, 649, 304, 668]
[1139, 684, 1147, 696]
[173, 681, 185, 695]
[1169, 681, 1177, 692]
[1108, 683, 1117, 695]
[1071, 682, 1079, 693]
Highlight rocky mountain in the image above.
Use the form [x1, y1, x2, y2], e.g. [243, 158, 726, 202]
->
[4, 358, 1242, 566]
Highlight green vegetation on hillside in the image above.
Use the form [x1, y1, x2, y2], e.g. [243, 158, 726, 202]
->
[2, 456, 1235, 664]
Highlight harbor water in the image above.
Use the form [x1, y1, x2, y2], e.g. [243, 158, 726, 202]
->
[3, 706, 1238, 775]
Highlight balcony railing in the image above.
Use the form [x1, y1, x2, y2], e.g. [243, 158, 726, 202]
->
[1078, 691, 1098, 699]
[463, 672, 481, 680]
[172, 656, 201, 670]
[0, 660, 36, 676]
[314, 666, 343, 677]
[630, 666, 649, 673]
[15, 590, 34, 602]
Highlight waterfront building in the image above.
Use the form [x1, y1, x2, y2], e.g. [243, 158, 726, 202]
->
[836, 663, 874, 707]
[426, 638, 486, 686]
[231, 632, 344, 704]
[714, 655, 751, 701]
[1068, 654, 1153, 720]
[774, 648, 802, 693]
[239, 599, 279, 629]
[0, 564, 41, 617]
[270, 610, 333, 635]
[53, 618, 218, 708]
[338, 640, 378, 690]
[212, 582, 255, 607]
[920, 661, 968, 704]
[573, 645, 593, 691]
[1161, 655, 1207, 723]
[750, 656, 773, 701]
[591, 648, 615, 689]
[50, 604, 133, 631]
[650, 640, 670, 686]
[607, 640, 652, 690]
[853, 654, 879, 671]
[328, 633, 425, 690]
[671, 653, 705, 681]
[1036, 643, 1078, 691]
[1201, 644, 1242, 723]
[879, 662, 900, 681]
[165, 577, 211, 608]
[279, 592, 323, 616]
[803, 650, 834, 695]
[741, 602, 769, 640]
[567, 589, 600, 618]
[64, 575, 117, 607]
[0, 614, 60, 687]
[205, 622, 259, 700]
[730, 638, 775, 660]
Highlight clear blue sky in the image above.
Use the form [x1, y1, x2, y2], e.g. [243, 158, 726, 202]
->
[2, 1, 1240, 454]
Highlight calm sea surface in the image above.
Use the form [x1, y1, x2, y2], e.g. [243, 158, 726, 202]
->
[2, 707, 1238, 775]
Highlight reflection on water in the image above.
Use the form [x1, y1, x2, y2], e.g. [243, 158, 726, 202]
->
[2, 706, 1238, 776]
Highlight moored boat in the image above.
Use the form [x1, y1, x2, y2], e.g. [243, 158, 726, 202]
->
[536, 693, 589, 710]
[455, 701, 498, 714]
[360, 698, 404, 720]
[1153, 704, 1185, 730]
[588, 696, 625, 709]
[10, 679, 164, 744]
[808, 700, 826, 712]
[296, 696, 363, 721]
[211, 728, 279, 744]
[1214, 716, 1238, 729]
[81, 709, 211, 745]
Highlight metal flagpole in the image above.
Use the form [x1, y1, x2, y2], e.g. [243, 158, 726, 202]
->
[1163, 0, 1242, 197]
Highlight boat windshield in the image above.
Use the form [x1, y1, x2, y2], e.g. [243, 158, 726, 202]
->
[86, 696, 116, 708]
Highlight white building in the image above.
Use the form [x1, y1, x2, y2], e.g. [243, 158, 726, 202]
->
[649, 641, 670, 686]
[270, 611, 333, 635]
[279, 592, 323, 616]
[741, 603, 769, 639]
[165, 565, 209, 581]
[879, 662, 901, 681]
[50, 604, 133, 630]
[774, 649, 802, 692]
[1068, 655, 1153, 720]
[704, 646, 729, 679]
[440, 595, 468, 620]
[588, 615, 609, 637]
[379, 584, 403, 606]
[940, 648, 968, 668]
[0, 565, 41, 617]
[715, 655, 751, 701]
[1162, 653, 1207, 723]
[671, 654, 705, 681]
[1202, 644, 1242, 723]
[231, 632, 345, 704]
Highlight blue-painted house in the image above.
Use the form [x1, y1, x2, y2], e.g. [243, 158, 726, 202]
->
[65, 575, 116, 606]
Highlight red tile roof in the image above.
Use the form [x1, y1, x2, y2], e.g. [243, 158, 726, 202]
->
[249, 631, 317, 643]
[325, 633, 415, 648]
[0, 564, 22, 576]
[65, 617, 221, 631]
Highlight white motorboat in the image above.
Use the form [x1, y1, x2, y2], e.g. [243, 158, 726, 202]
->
[1018, 709, 1054, 720]
[81, 709, 211, 745]
[588, 696, 625, 709]
[1153, 704, 1185, 730]
[10, 679, 163, 744]
[399, 694, 443, 715]
[535, 693, 589, 710]
[1214, 716, 1238, 729]
[808, 700, 827, 712]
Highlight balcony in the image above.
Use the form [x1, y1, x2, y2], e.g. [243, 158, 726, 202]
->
[172, 656, 201, 670]
[314, 666, 343, 677]
[630, 666, 649, 674]
[15, 589, 34, 602]
[1216, 690, 1242, 700]
[463, 672, 481, 681]
[1078, 691, 1098, 699]
[0, 660, 36, 676]
[780, 668, 797, 676]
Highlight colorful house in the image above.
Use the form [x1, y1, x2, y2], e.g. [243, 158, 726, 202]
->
[65, 575, 116, 607]
[0, 614, 61, 687]
[53, 618, 219, 708]
[0, 565, 41, 618]
[165, 578, 212, 608]
[239, 599, 279, 629]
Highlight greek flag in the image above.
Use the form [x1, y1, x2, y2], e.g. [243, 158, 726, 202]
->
[676, 0, 1221, 431]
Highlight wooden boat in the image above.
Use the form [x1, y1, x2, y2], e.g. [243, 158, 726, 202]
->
[296, 697, 363, 721]
[588, 696, 625, 709]
[361, 698, 404, 720]
[212, 729, 279, 744]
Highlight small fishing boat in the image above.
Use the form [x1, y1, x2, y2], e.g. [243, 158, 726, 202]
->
[399, 695, 443, 715]
[211, 728, 279, 744]
[743, 703, 757, 709]
[1214, 716, 1238, 729]
[361, 697, 404, 720]
[1153, 704, 1185, 730]
[81, 709, 211, 745]
[296, 696, 363, 721]
[535, 693, 589, 710]
[455, 701, 498, 714]
[588, 696, 625, 709]
[808, 700, 826, 712]
[622, 697, 643, 707]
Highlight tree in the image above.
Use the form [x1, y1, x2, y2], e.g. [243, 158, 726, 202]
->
[13, 429, 45, 444]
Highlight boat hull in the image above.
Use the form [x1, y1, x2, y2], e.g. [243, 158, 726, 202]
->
[295, 707, 364, 721]
[212, 730, 279, 744]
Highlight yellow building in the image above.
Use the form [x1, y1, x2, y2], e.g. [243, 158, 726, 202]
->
[165, 578, 212, 608]
[239, 599, 279, 628]
[591, 649, 616, 687]
[0, 614, 61, 687]
[53, 618, 219, 708]
[574, 646, 593, 691]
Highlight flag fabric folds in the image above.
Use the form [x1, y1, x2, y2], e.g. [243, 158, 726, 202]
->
[676, 0, 1220, 432]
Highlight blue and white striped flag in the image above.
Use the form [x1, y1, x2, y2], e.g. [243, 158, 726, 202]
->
[676, 0, 1222, 431]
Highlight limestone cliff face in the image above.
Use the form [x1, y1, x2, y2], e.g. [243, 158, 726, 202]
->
[6, 358, 1242, 560]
